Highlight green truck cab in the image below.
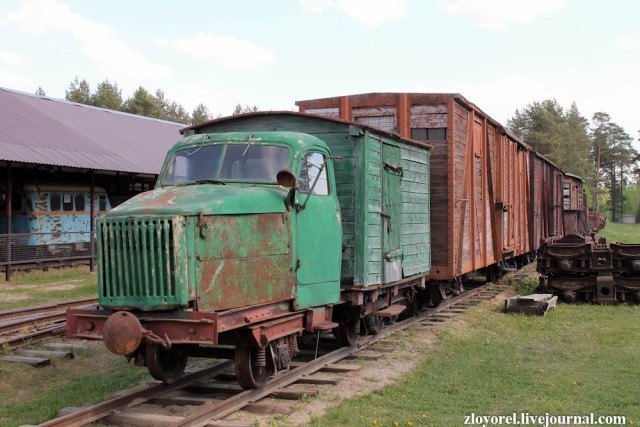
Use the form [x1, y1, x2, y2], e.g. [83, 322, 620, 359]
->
[98, 131, 342, 312]
[67, 112, 431, 389]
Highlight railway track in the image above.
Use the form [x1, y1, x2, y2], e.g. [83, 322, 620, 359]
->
[36, 284, 507, 427]
[0, 298, 97, 349]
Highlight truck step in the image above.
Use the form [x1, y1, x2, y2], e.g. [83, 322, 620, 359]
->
[374, 304, 406, 318]
[312, 321, 339, 331]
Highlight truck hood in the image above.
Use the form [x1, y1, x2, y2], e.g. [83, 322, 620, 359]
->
[109, 184, 288, 216]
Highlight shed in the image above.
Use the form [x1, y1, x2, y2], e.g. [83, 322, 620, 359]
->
[0, 86, 184, 278]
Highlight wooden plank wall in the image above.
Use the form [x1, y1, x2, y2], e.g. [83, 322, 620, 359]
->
[399, 143, 430, 277]
[361, 134, 383, 285]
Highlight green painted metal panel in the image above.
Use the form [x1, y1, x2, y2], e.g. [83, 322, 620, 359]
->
[115, 184, 288, 217]
[294, 148, 342, 308]
[195, 213, 296, 311]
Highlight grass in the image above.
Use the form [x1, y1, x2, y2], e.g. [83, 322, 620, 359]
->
[0, 266, 97, 311]
[307, 299, 640, 427]
[0, 266, 147, 426]
[0, 344, 147, 427]
[597, 222, 640, 244]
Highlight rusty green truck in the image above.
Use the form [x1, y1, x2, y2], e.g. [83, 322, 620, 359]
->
[67, 112, 431, 389]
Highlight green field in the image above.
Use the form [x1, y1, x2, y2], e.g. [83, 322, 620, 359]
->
[0, 266, 98, 311]
[308, 298, 640, 427]
[597, 221, 640, 244]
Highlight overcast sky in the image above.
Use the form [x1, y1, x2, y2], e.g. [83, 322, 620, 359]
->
[0, 0, 638, 148]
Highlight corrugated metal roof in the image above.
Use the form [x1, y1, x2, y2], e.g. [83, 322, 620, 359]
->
[0, 87, 184, 174]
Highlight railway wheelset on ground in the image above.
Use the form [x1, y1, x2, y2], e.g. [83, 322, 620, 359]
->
[67, 92, 628, 389]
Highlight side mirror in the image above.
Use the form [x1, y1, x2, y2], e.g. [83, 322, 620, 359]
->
[277, 168, 298, 188]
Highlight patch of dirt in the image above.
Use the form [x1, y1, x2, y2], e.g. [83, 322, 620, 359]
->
[225, 288, 513, 426]
[0, 279, 84, 291]
[47, 284, 80, 291]
[222, 322, 450, 427]
[0, 294, 29, 302]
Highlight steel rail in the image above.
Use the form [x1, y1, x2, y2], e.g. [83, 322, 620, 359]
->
[0, 311, 66, 335]
[0, 298, 98, 321]
[173, 285, 492, 427]
[0, 323, 66, 348]
[36, 361, 235, 427]
[34, 284, 500, 427]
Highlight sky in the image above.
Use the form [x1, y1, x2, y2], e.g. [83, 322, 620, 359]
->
[0, 0, 638, 149]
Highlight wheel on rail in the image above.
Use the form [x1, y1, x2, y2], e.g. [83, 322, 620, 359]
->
[335, 316, 360, 346]
[145, 343, 187, 384]
[362, 313, 383, 335]
[235, 345, 274, 389]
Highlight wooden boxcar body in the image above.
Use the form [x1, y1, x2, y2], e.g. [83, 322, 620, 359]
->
[529, 153, 565, 252]
[297, 93, 531, 282]
[562, 173, 589, 236]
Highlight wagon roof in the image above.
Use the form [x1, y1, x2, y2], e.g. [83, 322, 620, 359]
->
[0, 87, 183, 175]
[180, 111, 433, 151]
[295, 92, 531, 151]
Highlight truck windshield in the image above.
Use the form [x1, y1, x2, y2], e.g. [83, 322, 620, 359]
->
[162, 144, 290, 185]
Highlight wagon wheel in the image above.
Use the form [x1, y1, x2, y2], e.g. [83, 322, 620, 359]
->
[235, 345, 273, 390]
[335, 316, 360, 346]
[145, 343, 187, 384]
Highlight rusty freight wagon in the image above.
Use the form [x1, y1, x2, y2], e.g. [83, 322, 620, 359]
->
[562, 173, 589, 236]
[67, 112, 432, 388]
[297, 93, 531, 293]
[529, 152, 565, 252]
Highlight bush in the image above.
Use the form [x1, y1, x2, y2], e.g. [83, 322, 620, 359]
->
[515, 276, 539, 295]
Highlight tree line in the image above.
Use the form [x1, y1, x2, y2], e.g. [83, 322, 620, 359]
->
[507, 100, 639, 221]
[36, 78, 258, 125]
[37, 80, 639, 221]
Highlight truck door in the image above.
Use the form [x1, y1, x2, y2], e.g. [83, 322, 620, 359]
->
[295, 150, 341, 309]
[382, 143, 402, 282]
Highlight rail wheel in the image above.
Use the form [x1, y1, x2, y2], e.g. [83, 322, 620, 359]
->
[235, 345, 273, 389]
[146, 344, 187, 384]
[335, 316, 360, 346]
[363, 314, 383, 335]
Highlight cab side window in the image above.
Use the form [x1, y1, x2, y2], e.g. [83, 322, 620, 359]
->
[299, 152, 329, 196]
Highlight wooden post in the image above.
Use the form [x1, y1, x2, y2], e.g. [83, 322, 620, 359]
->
[90, 170, 95, 272]
[5, 162, 12, 282]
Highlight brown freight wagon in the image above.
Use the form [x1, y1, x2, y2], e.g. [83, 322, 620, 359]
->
[529, 152, 565, 251]
[562, 173, 590, 236]
[297, 93, 532, 285]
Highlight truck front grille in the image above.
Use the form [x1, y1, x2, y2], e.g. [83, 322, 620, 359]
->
[98, 217, 177, 306]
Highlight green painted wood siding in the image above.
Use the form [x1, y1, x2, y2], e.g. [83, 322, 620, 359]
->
[359, 133, 430, 286]
[399, 144, 431, 277]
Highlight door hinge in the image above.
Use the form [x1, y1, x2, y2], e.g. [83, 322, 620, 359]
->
[383, 162, 403, 175]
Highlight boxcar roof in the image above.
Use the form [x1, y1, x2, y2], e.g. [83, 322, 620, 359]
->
[295, 92, 530, 151]
[0, 87, 184, 174]
[180, 111, 432, 151]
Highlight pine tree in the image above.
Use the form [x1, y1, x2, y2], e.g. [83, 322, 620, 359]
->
[155, 89, 190, 124]
[35, 87, 46, 96]
[191, 103, 212, 125]
[65, 77, 92, 105]
[92, 80, 124, 111]
[124, 86, 165, 119]
[232, 104, 259, 115]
